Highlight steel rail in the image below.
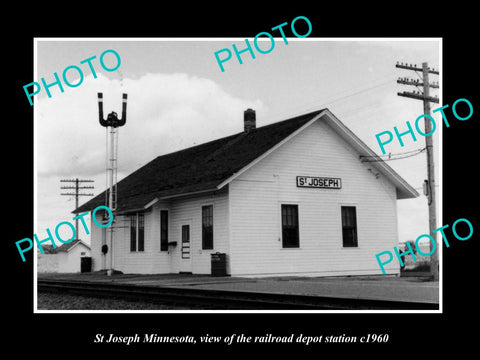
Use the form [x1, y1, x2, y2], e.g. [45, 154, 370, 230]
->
[38, 279, 439, 310]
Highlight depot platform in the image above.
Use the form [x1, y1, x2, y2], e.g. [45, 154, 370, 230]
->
[37, 272, 439, 305]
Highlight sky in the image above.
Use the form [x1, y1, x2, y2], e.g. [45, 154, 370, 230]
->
[34, 38, 440, 245]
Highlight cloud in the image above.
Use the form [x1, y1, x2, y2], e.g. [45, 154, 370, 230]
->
[36, 72, 264, 178]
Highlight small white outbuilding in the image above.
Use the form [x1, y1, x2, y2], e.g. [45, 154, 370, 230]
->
[37, 239, 91, 273]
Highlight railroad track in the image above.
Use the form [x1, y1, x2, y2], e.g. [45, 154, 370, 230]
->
[37, 279, 438, 310]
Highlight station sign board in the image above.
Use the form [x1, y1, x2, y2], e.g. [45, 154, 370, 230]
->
[296, 176, 342, 189]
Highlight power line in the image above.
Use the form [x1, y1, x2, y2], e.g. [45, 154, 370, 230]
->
[367, 147, 425, 157]
[360, 147, 426, 162]
[414, 184, 440, 191]
[320, 79, 394, 106]
[275, 71, 399, 121]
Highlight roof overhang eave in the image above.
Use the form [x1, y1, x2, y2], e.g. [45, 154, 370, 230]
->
[115, 188, 221, 214]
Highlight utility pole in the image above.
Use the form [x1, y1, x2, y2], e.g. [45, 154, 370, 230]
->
[60, 178, 94, 240]
[396, 61, 439, 281]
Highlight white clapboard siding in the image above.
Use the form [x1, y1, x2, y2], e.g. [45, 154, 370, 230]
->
[169, 189, 229, 274]
[88, 190, 230, 274]
[111, 210, 171, 274]
[229, 119, 400, 276]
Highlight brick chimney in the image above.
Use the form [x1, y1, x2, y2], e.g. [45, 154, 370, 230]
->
[244, 108, 256, 132]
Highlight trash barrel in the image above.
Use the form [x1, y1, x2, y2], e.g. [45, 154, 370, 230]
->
[211, 252, 227, 277]
[81, 257, 92, 273]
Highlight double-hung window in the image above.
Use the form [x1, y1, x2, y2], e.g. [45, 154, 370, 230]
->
[202, 205, 213, 250]
[341, 206, 358, 247]
[281, 204, 299, 248]
[130, 212, 145, 252]
[160, 210, 168, 251]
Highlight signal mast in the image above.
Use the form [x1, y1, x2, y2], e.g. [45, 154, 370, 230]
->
[97, 92, 127, 276]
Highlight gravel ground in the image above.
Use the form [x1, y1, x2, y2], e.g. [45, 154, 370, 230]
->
[37, 292, 190, 310]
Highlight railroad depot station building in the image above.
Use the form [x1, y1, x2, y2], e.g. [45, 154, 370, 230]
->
[74, 108, 418, 277]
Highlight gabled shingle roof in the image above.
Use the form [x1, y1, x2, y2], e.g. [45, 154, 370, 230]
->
[38, 239, 90, 254]
[74, 110, 324, 214]
[74, 108, 419, 214]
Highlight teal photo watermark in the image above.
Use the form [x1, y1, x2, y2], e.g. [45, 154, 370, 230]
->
[375, 217, 474, 274]
[375, 97, 473, 155]
[16, 205, 114, 262]
[23, 49, 121, 106]
[214, 16, 312, 72]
